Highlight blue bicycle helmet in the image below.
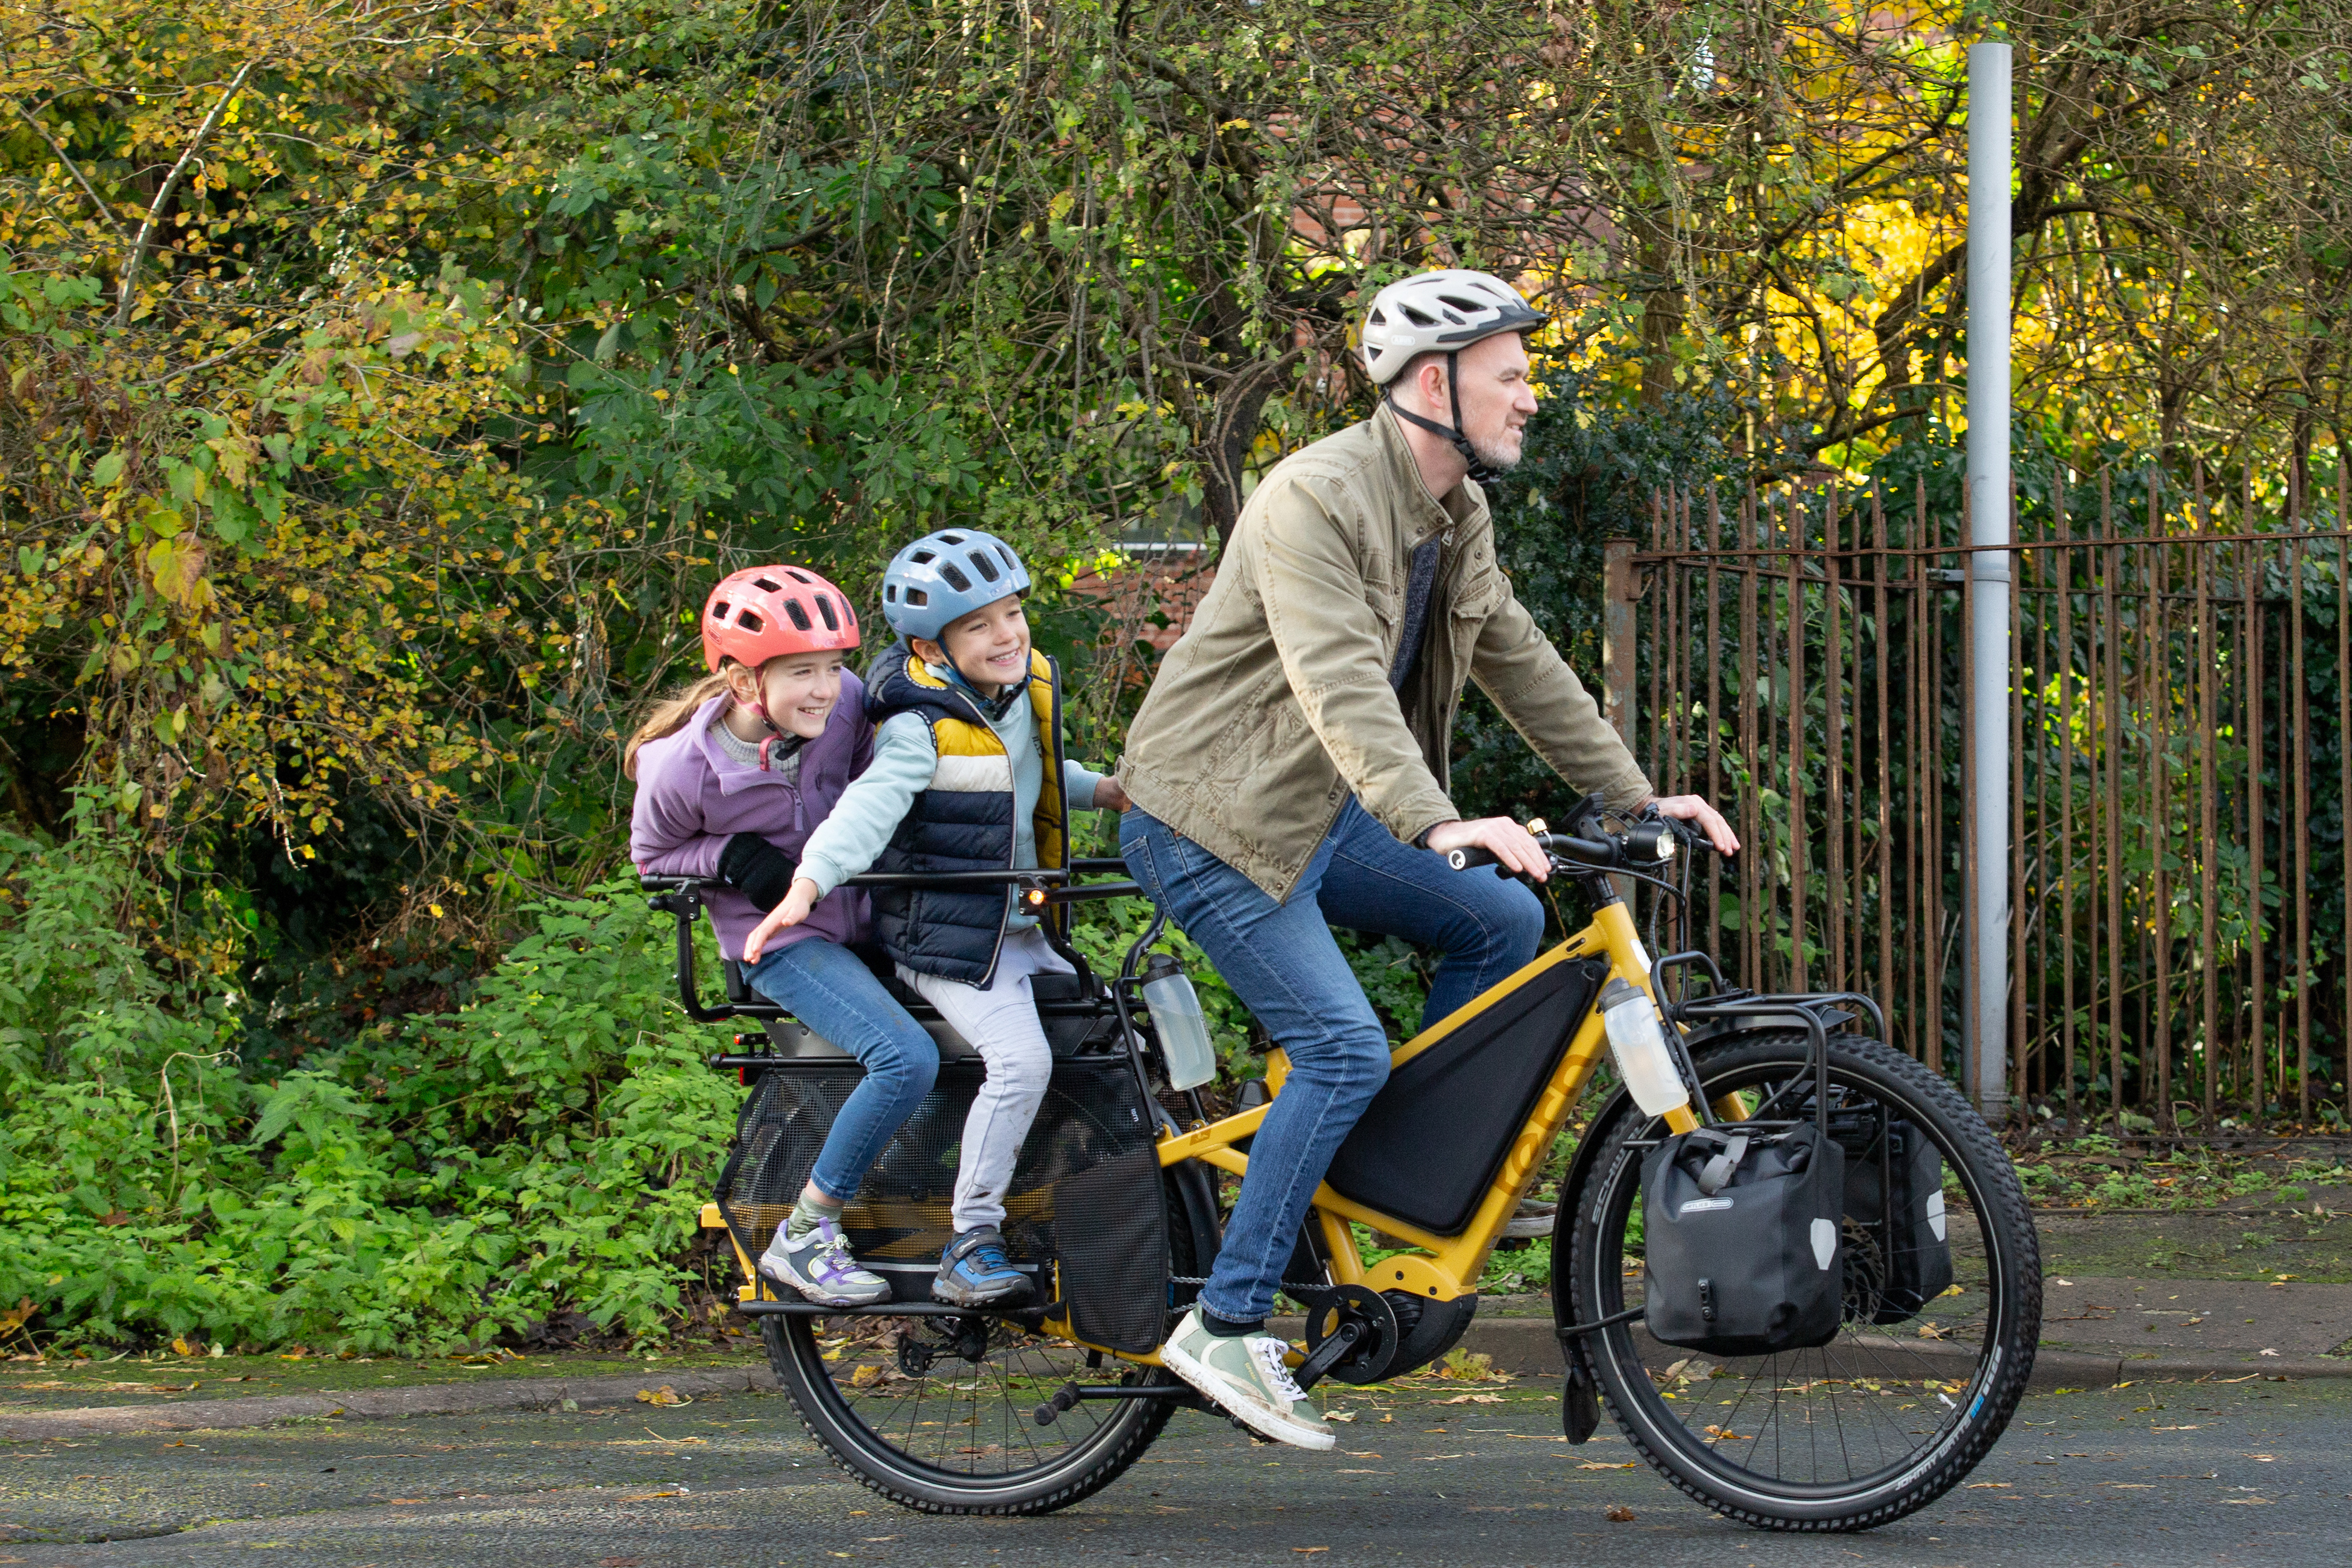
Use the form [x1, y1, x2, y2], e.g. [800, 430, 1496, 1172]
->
[879, 528, 1033, 640]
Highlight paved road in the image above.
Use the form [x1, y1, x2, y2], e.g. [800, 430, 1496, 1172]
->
[1, 1379, 2342, 1566]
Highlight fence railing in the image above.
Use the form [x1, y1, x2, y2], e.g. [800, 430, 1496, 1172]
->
[1613, 467, 2349, 1130]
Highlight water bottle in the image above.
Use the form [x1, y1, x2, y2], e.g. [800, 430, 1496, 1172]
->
[1140, 953, 1216, 1092]
[1597, 976, 1692, 1119]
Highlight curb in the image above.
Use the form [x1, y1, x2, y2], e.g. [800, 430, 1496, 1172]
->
[1271, 1315, 2352, 1393]
[4, 1318, 2342, 1440]
[0, 1366, 783, 1440]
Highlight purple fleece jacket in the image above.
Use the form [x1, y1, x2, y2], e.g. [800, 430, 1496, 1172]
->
[628, 681, 874, 959]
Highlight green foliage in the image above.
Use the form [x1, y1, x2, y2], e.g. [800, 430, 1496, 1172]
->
[0, 824, 732, 1351]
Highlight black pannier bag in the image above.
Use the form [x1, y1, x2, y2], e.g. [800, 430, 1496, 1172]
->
[1641, 1124, 1846, 1357]
[715, 1056, 1169, 1353]
[1835, 1113, 1954, 1324]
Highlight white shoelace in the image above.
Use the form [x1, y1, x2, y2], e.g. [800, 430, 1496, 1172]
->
[1248, 1336, 1311, 1404]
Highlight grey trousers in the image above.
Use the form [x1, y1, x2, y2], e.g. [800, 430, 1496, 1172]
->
[899, 926, 1071, 1234]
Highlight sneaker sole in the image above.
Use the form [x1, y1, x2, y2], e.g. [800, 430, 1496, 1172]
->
[1159, 1333, 1336, 1452]
[931, 1277, 1035, 1308]
[757, 1258, 890, 1310]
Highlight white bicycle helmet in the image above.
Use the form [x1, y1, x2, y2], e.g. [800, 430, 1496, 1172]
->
[1359, 270, 1548, 480]
[1359, 270, 1547, 387]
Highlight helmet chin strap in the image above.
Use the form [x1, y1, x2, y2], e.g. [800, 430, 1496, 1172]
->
[1383, 350, 1496, 484]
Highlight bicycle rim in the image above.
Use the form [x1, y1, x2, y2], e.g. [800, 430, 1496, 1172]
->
[1571, 1031, 2041, 1528]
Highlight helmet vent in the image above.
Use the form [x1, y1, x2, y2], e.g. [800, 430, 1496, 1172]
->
[997, 545, 1019, 573]
[1368, 306, 1388, 327]
[905, 587, 928, 607]
[910, 549, 936, 565]
[970, 549, 999, 583]
[815, 594, 839, 631]
[939, 562, 972, 593]
[1398, 302, 1437, 327]
[753, 577, 782, 592]
[785, 568, 811, 583]
[940, 532, 966, 545]
[884, 584, 898, 602]
[782, 599, 812, 631]
[1438, 293, 1485, 313]
[712, 600, 731, 621]
[736, 610, 764, 633]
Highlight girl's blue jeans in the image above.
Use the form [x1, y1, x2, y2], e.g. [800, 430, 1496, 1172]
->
[743, 935, 939, 1203]
[1120, 797, 1545, 1324]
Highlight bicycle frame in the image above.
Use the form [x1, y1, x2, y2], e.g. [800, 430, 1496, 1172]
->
[1036, 896, 1683, 1361]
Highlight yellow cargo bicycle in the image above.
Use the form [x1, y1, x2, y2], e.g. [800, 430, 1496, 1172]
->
[648, 800, 2041, 1528]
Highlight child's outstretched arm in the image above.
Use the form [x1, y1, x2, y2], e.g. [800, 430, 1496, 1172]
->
[1063, 758, 1130, 815]
[743, 712, 935, 962]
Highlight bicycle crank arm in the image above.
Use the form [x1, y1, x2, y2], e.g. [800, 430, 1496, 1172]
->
[1032, 1381, 1200, 1426]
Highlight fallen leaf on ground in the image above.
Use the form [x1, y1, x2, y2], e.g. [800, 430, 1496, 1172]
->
[1293, 1549, 1329, 1555]
[1605, 1505, 1637, 1522]
[1435, 1393, 1503, 1405]
[634, 1385, 686, 1406]
[1578, 1461, 1636, 1470]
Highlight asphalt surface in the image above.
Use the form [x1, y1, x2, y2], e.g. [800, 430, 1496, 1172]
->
[1, 1377, 2343, 1566]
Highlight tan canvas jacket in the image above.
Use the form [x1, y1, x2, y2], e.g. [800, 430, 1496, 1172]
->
[1118, 403, 1653, 902]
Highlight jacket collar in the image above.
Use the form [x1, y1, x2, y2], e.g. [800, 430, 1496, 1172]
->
[1372, 402, 1489, 552]
[692, 690, 849, 797]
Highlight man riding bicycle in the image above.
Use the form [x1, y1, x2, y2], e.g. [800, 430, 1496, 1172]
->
[1114, 268, 1741, 1450]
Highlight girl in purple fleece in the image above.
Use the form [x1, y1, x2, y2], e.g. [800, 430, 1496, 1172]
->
[626, 565, 932, 1309]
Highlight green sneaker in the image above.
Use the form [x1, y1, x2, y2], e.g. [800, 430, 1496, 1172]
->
[1159, 1308, 1335, 1451]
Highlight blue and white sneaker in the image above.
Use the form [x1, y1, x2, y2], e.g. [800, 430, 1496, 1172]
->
[759, 1218, 891, 1308]
[932, 1227, 1034, 1307]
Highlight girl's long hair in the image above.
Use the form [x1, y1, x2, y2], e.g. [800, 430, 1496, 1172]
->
[624, 671, 733, 779]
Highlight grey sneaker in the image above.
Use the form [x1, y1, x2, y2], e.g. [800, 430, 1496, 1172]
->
[1157, 1308, 1334, 1451]
[759, 1218, 891, 1308]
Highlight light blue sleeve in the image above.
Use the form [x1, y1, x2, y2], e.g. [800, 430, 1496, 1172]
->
[1062, 758, 1106, 812]
[797, 713, 936, 897]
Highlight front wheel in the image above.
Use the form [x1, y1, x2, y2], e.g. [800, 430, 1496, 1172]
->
[1562, 1030, 2041, 1531]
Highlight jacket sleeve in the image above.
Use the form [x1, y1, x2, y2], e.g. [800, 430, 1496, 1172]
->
[1061, 759, 1105, 811]
[628, 740, 729, 879]
[1467, 581, 1653, 811]
[795, 713, 936, 897]
[1253, 476, 1459, 847]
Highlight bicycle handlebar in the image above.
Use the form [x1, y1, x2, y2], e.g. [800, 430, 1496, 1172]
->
[1444, 821, 1689, 877]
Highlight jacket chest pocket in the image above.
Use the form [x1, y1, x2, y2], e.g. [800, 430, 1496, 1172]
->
[1442, 567, 1502, 672]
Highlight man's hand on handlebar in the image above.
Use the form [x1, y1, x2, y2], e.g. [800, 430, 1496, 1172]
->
[744, 876, 821, 963]
[1423, 817, 1551, 882]
[1642, 794, 1740, 857]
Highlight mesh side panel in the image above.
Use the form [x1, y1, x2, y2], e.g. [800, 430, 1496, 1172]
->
[1052, 1146, 1171, 1353]
[718, 1058, 1156, 1305]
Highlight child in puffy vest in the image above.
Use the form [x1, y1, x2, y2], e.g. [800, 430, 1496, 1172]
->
[628, 565, 942, 1310]
[746, 529, 1130, 1306]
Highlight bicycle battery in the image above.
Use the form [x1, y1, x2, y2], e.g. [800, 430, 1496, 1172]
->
[1640, 1124, 1845, 1357]
[1835, 1114, 1953, 1324]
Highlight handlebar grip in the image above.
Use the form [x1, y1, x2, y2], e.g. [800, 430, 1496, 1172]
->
[1443, 845, 1519, 879]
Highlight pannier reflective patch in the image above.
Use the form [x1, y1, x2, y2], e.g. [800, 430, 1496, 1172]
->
[1810, 1216, 1838, 1271]
[1679, 1197, 1733, 1216]
[1926, 1189, 1947, 1241]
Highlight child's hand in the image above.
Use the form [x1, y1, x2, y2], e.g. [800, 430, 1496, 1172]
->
[745, 877, 821, 963]
[1093, 776, 1131, 813]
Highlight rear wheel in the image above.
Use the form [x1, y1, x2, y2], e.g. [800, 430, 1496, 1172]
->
[767, 1171, 1203, 1515]
[1563, 1030, 2041, 1531]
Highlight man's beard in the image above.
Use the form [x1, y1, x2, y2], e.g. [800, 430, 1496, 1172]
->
[1470, 429, 1525, 473]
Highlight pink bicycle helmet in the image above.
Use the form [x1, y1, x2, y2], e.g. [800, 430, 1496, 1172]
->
[701, 564, 861, 672]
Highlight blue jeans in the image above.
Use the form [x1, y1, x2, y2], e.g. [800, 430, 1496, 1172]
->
[744, 936, 940, 1204]
[1119, 797, 1546, 1323]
